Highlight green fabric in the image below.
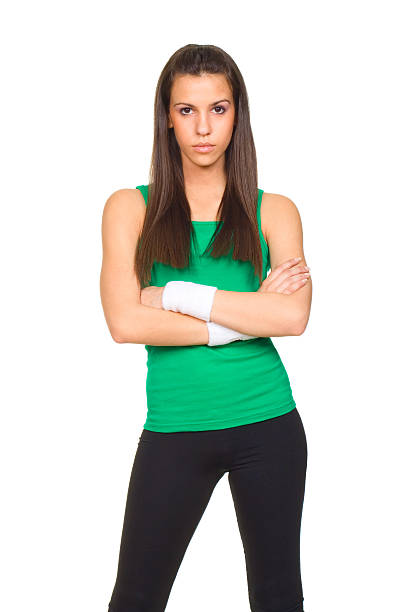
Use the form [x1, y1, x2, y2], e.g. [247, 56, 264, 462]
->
[136, 184, 296, 432]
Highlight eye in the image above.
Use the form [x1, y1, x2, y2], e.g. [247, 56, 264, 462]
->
[179, 106, 227, 116]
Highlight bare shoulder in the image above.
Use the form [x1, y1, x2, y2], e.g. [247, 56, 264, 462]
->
[102, 187, 146, 222]
[261, 192, 302, 241]
[102, 188, 146, 240]
[260, 192, 306, 268]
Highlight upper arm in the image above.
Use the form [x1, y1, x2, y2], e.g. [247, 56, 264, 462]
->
[262, 192, 312, 334]
[100, 188, 146, 342]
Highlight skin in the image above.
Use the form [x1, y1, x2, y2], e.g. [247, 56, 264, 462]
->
[167, 72, 236, 220]
[141, 258, 310, 309]
[141, 72, 311, 311]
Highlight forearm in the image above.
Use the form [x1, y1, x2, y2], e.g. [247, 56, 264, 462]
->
[114, 304, 209, 346]
[210, 290, 300, 337]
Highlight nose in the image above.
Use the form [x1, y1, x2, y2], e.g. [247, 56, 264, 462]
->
[196, 111, 212, 136]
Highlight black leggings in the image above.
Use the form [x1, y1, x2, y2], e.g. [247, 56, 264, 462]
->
[108, 407, 308, 612]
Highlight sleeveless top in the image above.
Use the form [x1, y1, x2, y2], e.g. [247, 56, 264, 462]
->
[136, 184, 296, 432]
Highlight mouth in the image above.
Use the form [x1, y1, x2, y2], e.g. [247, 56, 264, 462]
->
[192, 144, 215, 153]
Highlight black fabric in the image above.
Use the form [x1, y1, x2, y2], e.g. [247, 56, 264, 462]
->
[108, 407, 308, 612]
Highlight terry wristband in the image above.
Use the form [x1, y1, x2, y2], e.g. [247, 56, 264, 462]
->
[162, 280, 217, 322]
[206, 321, 257, 347]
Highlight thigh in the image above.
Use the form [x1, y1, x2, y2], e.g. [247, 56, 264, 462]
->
[109, 428, 225, 612]
[227, 408, 308, 612]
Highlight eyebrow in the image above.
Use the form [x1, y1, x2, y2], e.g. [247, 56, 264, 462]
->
[173, 99, 231, 107]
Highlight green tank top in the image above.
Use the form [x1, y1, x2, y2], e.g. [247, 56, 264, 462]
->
[136, 184, 296, 432]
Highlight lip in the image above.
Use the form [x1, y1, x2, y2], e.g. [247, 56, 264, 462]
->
[193, 144, 215, 153]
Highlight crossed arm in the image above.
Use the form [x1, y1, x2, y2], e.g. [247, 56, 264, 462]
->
[139, 194, 311, 340]
[100, 190, 312, 345]
[114, 281, 309, 345]
[210, 288, 307, 337]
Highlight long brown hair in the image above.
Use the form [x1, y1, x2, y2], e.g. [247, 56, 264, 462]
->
[135, 44, 263, 289]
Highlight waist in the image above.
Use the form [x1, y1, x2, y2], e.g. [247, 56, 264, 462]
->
[145, 336, 277, 371]
[144, 338, 295, 421]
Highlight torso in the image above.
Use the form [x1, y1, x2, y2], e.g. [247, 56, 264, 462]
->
[133, 183, 296, 432]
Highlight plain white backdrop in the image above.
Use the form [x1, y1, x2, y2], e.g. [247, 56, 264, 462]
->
[1, 1, 407, 610]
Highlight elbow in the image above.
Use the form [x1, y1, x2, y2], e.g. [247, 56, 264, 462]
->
[111, 327, 127, 343]
[110, 317, 143, 344]
[292, 311, 310, 336]
[109, 320, 130, 344]
[113, 333, 127, 344]
[102, 303, 144, 343]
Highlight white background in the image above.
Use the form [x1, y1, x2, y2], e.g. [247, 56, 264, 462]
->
[1, 1, 407, 610]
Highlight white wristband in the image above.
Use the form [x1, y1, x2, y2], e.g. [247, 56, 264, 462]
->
[206, 321, 257, 346]
[240, 331, 258, 341]
[162, 280, 217, 322]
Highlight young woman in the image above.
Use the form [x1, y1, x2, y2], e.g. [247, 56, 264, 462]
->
[100, 44, 312, 612]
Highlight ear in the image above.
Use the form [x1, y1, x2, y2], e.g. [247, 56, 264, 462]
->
[168, 114, 173, 129]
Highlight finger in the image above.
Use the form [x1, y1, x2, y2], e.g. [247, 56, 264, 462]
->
[290, 272, 310, 283]
[275, 257, 304, 273]
[276, 275, 310, 293]
[282, 264, 309, 278]
[275, 285, 296, 294]
[265, 258, 301, 282]
[267, 261, 308, 285]
[262, 268, 309, 292]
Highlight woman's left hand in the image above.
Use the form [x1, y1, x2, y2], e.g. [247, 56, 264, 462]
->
[140, 285, 165, 309]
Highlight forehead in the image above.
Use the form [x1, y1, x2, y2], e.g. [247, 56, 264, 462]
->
[170, 73, 232, 103]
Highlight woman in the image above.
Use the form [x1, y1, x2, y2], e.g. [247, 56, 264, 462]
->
[100, 44, 312, 612]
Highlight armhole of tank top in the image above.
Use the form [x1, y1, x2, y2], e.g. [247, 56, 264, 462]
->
[136, 184, 148, 207]
[257, 188, 269, 255]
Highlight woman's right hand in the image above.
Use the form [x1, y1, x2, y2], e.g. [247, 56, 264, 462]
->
[258, 257, 310, 295]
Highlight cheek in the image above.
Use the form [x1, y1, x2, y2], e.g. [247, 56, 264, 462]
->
[218, 118, 235, 145]
[172, 119, 191, 146]
[218, 112, 235, 133]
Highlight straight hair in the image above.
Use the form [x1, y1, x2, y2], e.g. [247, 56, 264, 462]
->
[135, 44, 263, 289]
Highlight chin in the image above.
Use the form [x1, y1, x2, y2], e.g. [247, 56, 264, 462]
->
[195, 158, 217, 167]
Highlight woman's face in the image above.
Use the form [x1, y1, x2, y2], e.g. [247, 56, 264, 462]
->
[168, 72, 236, 168]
